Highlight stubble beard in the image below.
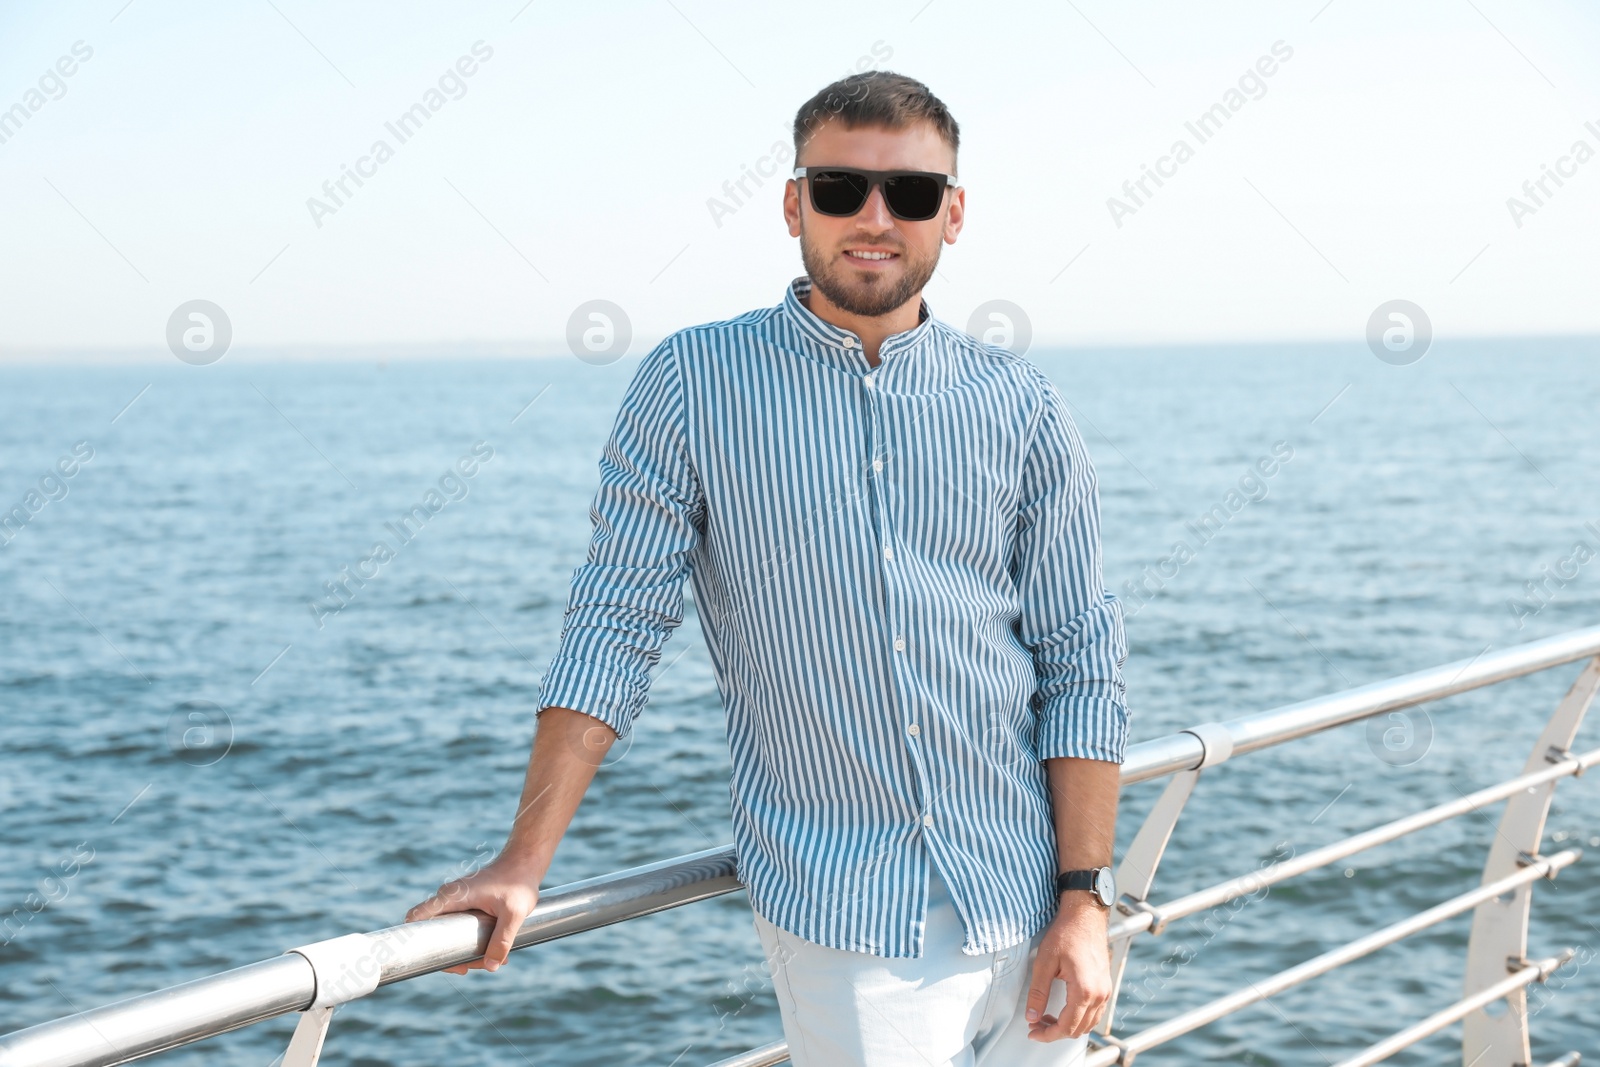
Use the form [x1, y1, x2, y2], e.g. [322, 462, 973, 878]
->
[799, 218, 940, 319]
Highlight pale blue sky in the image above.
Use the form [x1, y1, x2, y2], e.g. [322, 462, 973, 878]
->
[1, 0, 1597, 359]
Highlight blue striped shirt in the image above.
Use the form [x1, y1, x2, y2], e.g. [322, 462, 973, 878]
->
[537, 275, 1130, 958]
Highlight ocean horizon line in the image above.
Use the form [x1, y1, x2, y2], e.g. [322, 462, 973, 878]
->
[1, 330, 1597, 367]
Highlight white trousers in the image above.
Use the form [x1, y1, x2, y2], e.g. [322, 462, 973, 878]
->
[751, 865, 1090, 1067]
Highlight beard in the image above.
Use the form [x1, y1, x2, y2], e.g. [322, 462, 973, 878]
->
[799, 217, 941, 318]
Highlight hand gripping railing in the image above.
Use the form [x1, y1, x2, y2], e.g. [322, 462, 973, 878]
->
[3, 623, 1599, 1067]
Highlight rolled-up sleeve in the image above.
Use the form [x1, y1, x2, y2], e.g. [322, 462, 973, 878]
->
[1013, 370, 1130, 763]
[536, 336, 705, 742]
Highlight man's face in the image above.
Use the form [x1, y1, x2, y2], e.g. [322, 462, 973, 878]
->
[784, 120, 964, 318]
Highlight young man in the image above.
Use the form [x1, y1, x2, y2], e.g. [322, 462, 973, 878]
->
[405, 71, 1130, 1067]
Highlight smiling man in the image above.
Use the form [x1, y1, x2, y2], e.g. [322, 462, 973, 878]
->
[405, 71, 1130, 1067]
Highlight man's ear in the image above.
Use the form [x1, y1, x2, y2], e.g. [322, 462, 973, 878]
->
[784, 180, 803, 238]
[944, 185, 965, 244]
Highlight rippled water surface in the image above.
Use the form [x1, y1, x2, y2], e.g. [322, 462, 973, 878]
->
[3, 340, 1599, 1065]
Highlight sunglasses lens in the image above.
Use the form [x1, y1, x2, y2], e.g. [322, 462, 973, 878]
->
[810, 170, 870, 215]
[884, 175, 944, 220]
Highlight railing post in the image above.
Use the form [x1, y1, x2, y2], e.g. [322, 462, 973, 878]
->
[279, 932, 385, 1067]
[1103, 722, 1233, 1035]
[1461, 656, 1600, 1066]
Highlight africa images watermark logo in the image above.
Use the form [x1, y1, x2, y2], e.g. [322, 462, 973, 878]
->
[966, 299, 1032, 356]
[305, 41, 495, 229]
[1505, 118, 1600, 229]
[166, 300, 233, 365]
[1507, 518, 1600, 631]
[705, 40, 892, 228]
[1107, 40, 1294, 228]
[1, 440, 94, 548]
[1120, 441, 1295, 617]
[309, 441, 496, 629]
[0, 40, 94, 149]
[566, 300, 632, 365]
[1365, 300, 1431, 365]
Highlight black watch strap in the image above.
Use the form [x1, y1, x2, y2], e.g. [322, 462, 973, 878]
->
[1055, 870, 1098, 893]
[1056, 866, 1114, 906]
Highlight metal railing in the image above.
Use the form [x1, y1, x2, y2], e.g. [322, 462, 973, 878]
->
[4, 623, 1599, 1067]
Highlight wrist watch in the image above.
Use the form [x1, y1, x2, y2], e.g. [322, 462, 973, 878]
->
[1056, 866, 1116, 907]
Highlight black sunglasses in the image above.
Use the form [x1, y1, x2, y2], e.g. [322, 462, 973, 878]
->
[792, 166, 959, 222]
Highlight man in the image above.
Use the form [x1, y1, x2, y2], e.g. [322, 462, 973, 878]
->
[406, 70, 1130, 1067]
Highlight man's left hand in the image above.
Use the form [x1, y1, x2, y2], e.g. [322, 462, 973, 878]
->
[1024, 898, 1111, 1041]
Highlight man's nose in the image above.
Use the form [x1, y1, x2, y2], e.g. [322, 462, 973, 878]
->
[855, 183, 895, 228]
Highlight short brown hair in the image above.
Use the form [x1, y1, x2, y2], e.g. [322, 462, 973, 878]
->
[792, 71, 960, 174]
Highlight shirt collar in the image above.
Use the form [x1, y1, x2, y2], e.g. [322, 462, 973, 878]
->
[781, 274, 936, 370]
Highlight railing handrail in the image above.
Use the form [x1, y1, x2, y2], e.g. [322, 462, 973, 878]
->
[4, 623, 1600, 1067]
[1122, 622, 1600, 783]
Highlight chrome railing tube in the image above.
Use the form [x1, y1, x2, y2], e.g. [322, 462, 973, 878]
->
[1330, 950, 1574, 1067]
[0, 845, 742, 1067]
[0, 956, 313, 1067]
[1089, 850, 1580, 1064]
[1107, 745, 1600, 942]
[1121, 625, 1600, 784]
[703, 1041, 791, 1067]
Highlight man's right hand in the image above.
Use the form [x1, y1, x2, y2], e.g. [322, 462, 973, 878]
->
[403, 857, 542, 975]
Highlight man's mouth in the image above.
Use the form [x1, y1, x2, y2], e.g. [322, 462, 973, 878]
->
[843, 249, 900, 265]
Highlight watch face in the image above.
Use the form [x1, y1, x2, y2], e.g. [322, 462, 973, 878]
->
[1094, 867, 1115, 906]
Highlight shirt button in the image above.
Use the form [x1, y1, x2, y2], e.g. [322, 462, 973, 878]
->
[884, 546, 894, 561]
[922, 813, 934, 828]
[907, 723, 920, 737]
[894, 636, 906, 652]
[842, 336, 857, 349]
[872, 459, 883, 472]
[863, 373, 875, 388]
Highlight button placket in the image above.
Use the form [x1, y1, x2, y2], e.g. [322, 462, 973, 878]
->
[863, 374, 936, 834]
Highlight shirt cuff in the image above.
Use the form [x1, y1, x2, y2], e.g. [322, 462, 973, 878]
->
[1035, 695, 1129, 763]
[536, 656, 644, 743]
